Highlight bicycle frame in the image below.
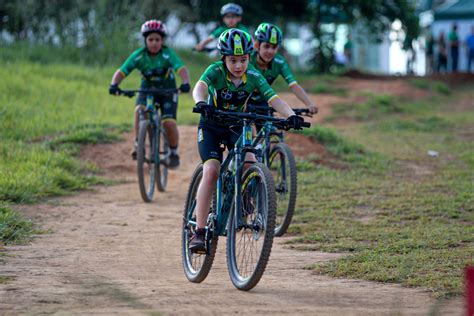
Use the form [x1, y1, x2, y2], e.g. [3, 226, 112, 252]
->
[187, 121, 255, 237]
[139, 94, 161, 165]
[186, 107, 310, 238]
[252, 121, 284, 165]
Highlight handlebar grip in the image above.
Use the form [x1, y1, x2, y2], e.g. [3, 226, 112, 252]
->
[302, 122, 311, 128]
[192, 106, 202, 113]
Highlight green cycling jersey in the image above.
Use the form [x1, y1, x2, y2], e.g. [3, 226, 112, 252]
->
[198, 61, 278, 118]
[119, 46, 185, 88]
[210, 23, 250, 39]
[249, 51, 297, 103]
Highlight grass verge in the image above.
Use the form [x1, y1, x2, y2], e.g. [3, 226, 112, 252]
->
[289, 85, 474, 297]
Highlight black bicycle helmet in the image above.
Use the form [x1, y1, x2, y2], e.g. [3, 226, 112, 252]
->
[217, 28, 253, 56]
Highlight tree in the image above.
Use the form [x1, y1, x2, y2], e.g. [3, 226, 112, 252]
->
[308, 0, 420, 72]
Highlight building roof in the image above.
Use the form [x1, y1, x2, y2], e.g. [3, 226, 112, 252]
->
[434, 0, 474, 20]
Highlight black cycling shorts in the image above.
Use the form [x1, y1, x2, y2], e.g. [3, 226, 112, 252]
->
[136, 92, 178, 121]
[197, 121, 241, 163]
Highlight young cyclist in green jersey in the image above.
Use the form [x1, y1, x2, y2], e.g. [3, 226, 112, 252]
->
[251, 23, 317, 114]
[190, 28, 305, 252]
[109, 20, 190, 169]
[194, 3, 249, 52]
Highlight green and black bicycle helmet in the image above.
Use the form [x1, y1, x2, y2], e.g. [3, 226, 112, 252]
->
[254, 23, 283, 45]
[217, 29, 253, 56]
[220, 3, 243, 16]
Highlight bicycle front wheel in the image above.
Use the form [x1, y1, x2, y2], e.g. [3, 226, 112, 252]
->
[182, 164, 218, 283]
[268, 143, 297, 237]
[226, 162, 276, 291]
[156, 125, 169, 192]
[137, 120, 157, 202]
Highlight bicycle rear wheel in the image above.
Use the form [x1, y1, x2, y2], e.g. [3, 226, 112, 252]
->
[226, 162, 276, 291]
[156, 126, 169, 192]
[137, 120, 158, 202]
[182, 164, 218, 283]
[268, 143, 297, 236]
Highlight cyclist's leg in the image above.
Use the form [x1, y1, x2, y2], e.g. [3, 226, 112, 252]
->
[133, 94, 147, 159]
[190, 125, 225, 251]
[160, 93, 180, 167]
[160, 93, 179, 147]
[195, 126, 224, 227]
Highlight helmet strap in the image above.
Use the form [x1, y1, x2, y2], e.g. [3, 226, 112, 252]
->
[257, 52, 271, 66]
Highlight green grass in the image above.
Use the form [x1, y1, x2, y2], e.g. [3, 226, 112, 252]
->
[409, 78, 451, 95]
[310, 82, 348, 96]
[0, 205, 36, 245]
[289, 86, 474, 297]
[0, 49, 214, 204]
[0, 49, 212, 249]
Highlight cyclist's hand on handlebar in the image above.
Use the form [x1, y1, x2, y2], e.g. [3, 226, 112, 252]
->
[309, 103, 318, 114]
[179, 83, 191, 93]
[286, 115, 305, 130]
[109, 84, 120, 96]
[194, 101, 215, 119]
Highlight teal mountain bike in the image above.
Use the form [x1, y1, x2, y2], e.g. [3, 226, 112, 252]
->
[182, 108, 310, 291]
[118, 88, 177, 202]
[247, 104, 313, 236]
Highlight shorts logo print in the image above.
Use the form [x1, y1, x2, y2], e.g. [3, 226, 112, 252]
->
[198, 128, 204, 142]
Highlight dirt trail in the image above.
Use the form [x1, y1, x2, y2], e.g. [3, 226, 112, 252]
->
[0, 110, 464, 314]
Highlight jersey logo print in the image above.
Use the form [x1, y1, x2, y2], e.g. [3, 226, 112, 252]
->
[247, 70, 260, 76]
[237, 90, 248, 99]
[221, 88, 233, 100]
[274, 57, 284, 64]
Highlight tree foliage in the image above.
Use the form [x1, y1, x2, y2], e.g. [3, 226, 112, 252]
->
[1, 0, 419, 71]
[309, 0, 419, 72]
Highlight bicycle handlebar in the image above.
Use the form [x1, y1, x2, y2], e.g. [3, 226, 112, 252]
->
[192, 107, 311, 130]
[192, 47, 217, 53]
[117, 88, 179, 98]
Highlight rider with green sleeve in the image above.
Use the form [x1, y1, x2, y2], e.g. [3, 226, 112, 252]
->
[194, 3, 249, 52]
[250, 23, 318, 114]
[190, 29, 305, 253]
[109, 20, 190, 169]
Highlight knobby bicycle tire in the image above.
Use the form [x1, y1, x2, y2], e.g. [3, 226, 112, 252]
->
[268, 143, 297, 237]
[182, 164, 218, 283]
[137, 120, 158, 202]
[226, 162, 276, 291]
[156, 125, 169, 192]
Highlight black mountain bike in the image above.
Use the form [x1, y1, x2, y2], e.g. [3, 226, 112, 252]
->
[118, 88, 177, 202]
[247, 104, 313, 236]
[182, 108, 310, 291]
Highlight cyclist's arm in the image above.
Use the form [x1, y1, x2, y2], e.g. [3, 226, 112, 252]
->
[110, 70, 126, 86]
[177, 67, 190, 85]
[195, 37, 214, 51]
[193, 81, 208, 103]
[290, 84, 318, 113]
[268, 96, 295, 118]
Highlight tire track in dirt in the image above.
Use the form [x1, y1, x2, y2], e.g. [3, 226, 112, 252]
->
[0, 123, 463, 314]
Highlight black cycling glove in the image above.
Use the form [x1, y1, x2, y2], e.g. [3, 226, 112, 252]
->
[195, 101, 215, 119]
[109, 84, 120, 95]
[286, 115, 305, 130]
[179, 83, 191, 93]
